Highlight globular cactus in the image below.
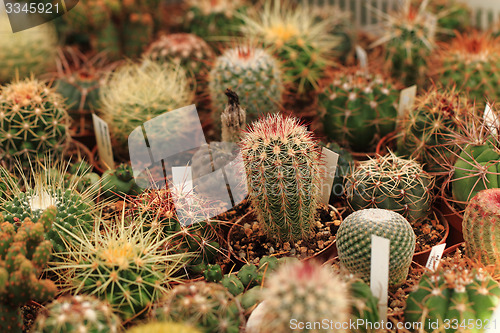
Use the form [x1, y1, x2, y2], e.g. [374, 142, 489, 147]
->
[432, 31, 500, 107]
[32, 295, 121, 333]
[239, 0, 340, 95]
[405, 259, 500, 332]
[336, 208, 416, 287]
[0, 78, 71, 167]
[101, 163, 144, 199]
[397, 86, 471, 173]
[127, 322, 201, 333]
[99, 60, 194, 149]
[462, 188, 500, 271]
[209, 45, 283, 129]
[240, 114, 323, 243]
[319, 69, 399, 152]
[0, 207, 58, 333]
[345, 151, 435, 223]
[151, 281, 244, 333]
[0, 6, 58, 82]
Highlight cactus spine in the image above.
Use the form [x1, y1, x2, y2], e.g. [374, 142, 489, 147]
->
[240, 114, 322, 243]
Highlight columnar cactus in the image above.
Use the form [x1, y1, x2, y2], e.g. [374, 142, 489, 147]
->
[0, 78, 71, 167]
[151, 281, 244, 333]
[336, 208, 416, 287]
[319, 69, 399, 151]
[32, 295, 121, 333]
[0, 207, 58, 333]
[127, 322, 201, 333]
[405, 260, 500, 331]
[462, 188, 500, 271]
[345, 151, 435, 223]
[209, 45, 283, 128]
[240, 114, 323, 243]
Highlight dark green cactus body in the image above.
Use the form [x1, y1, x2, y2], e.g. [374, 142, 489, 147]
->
[101, 164, 144, 198]
[319, 71, 398, 152]
[222, 275, 245, 296]
[56, 73, 101, 112]
[237, 264, 261, 289]
[204, 264, 223, 283]
[336, 208, 416, 286]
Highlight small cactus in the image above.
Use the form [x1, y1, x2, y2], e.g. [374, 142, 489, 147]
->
[101, 163, 144, 198]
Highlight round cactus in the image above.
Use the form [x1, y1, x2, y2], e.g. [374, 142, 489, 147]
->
[0, 78, 71, 167]
[345, 151, 435, 223]
[33, 295, 121, 333]
[462, 188, 500, 271]
[336, 208, 416, 287]
[127, 322, 201, 333]
[240, 114, 323, 243]
[151, 281, 244, 333]
[101, 163, 143, 198]
[209, 45, 283, 128]
[319, 69, 399, 152]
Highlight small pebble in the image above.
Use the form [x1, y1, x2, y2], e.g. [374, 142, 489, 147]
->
[317, 240, 324, 249]
[283, 242, 291, 251]
[269, 246, 275, 254]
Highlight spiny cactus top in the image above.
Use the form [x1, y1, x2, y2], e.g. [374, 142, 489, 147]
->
[0, 78, 71, 166]
[240, 114, 323, 243]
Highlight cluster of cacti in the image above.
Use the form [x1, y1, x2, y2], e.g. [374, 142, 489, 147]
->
[151, 281, 244, 333]
[0, 77, 71, 167]
[397, 86, 470, 173]
[239, 0, 340, 95]
[101, 163, 143, 198]
[336, 208, 416, 287]
[405, 259, 500, 331]
[209, 45, 284, 128]
[345, 151, 435, 223]
[0, 207, 58, 333]
[462, 188, 500, 271]
[240, 114, 323, 243]
[127, 322, 201, 333]
[32, 295, 121, 333]
[319, 69, 399, 151]
[322, 142, 354, 199]
[432, 31, 500, 107]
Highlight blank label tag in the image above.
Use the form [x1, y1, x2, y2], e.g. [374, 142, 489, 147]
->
[425, 243, 446, 271]
[398, 85, 417, 119]
[92, 114, 115, 170]
[371, 235, 390, 323]
[355, 45, 368, 69]
[319, 147, 339, 204]
[484, 104, 499, 136]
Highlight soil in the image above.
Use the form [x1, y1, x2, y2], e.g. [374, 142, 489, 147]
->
[412, 212, 447, 254]
[21, 302, 43, 333]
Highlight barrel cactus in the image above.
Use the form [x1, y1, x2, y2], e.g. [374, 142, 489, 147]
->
[0, 77, 71, 167]
[32, 295, 121, 333]
[127, 322, 201, 333]
[209, 45, 284, 128]
[336, 208, 416, 287]
[240, 114, 323, 243]
[345, 151, 435, 223]
[319, 69, 399, 152]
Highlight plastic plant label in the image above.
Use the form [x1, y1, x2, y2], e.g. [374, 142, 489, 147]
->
[398, 85, 417, 119]
[355, 45, 368, 69]
[484, 104, 499, 136]
[370, 235, 390, 323]
[92, 113, 115, 170]
[425, 243, 446, 271]
[319, 147, 339, 204]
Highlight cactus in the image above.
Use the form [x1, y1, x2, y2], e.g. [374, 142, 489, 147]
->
[319, 69, 399, 152]
[417, 0, 471, 40]
[151, 281, 244, 333]
[405, 259, 500, 332]
[240, 114, 323, 243]
[0, 77, 71, 167]
[462, 188, 500, 271]
[239, 0, 340, 95]
[0, 166, 17, 200]
[0, 207, 58, 333]
[32, 295, 121, 333]
[322, 142, 354, 199]
[345, 151, 435, 223]
[204, 264, 223, 282]
[432, 31, 500, 107]
[99, 60, 194, 148]
[0, 6, 58, 82]
[127, 322, 201, 333]
[221, 275, 245, 296]
[209, 45, 283, 129]
[336, 208, 416, 287]
[101, 164, 144, 199]
[237, 264, 262, 289]
[371, 0, 437, 87]
[396, 86, 471, 173]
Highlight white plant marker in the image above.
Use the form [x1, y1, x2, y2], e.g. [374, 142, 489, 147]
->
[371, 235, 390, 323]
[319, 147, 339, 205]
[355, 45, 368, 70]
[171, 166, 193, 195]
[484, 104, 499, 136]
[397, 85, 417, 120]
[425, 243, 446, 271]
[92, 114, 115, 170]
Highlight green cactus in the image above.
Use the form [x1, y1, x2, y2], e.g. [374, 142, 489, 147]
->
[237, 264, 262, 289]
[101, 164, 143, 198]
[419, 0, 471, 40]
[221, 275, 245, 296]
[336, 208, 416, 287]
[32, 295, 121, 333]
[122, 13, 154, 58]
[204, 264, 223, 282]
[319, 69, 399, 152]
[462, 188, 500, 271]
[0, 77, 71, 168]
[209, 45, 283, 129]
[345, 151, 435, 223]
[0, 207, 58, 333]
[152, 281, 244, 333]
[127, 322, 201, 333]
[322, 142, 354, 199]
[405, 261, 500, 332]
[240, 114, 323, 243]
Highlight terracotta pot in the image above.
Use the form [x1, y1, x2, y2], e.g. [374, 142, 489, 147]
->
[412, 210, 449, 266]
[350, 151, 377, 161]
[375, 131, 397, 156]
[227, 205, 341, 265]
[436, 181, 465, 244]
[64, 139, 95, 165]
